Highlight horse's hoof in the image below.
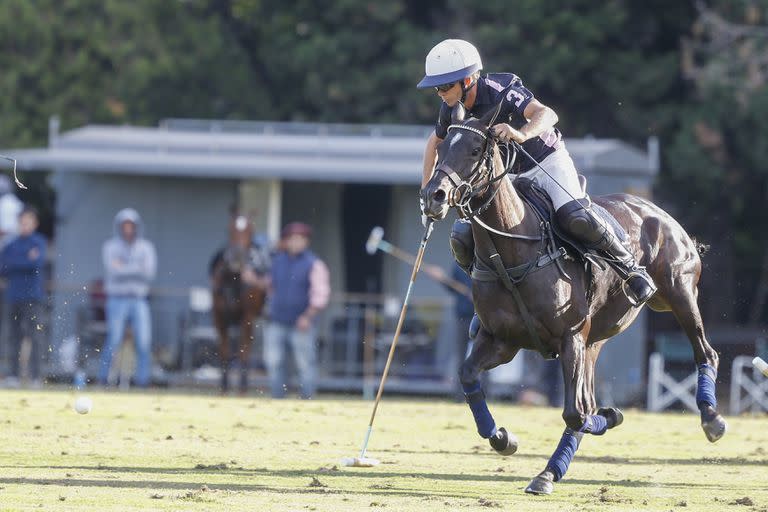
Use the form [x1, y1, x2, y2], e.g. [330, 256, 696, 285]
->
[597, 407, 624, 429]
[489, 427, 518, 456]
[702, 412, 727, 443]
[525, 471, 555, 495]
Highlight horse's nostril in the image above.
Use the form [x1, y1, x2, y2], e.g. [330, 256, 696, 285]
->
[433, 189, 447, 204]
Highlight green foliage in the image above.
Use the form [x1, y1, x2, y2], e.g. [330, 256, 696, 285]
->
[215, 0, 439, 123]
[0, 0, 259, 147]
[0, 0, 694, 142]
[660, 1, 768, 321]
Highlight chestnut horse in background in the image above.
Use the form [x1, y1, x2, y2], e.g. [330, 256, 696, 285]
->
[210, 213, 270, 393]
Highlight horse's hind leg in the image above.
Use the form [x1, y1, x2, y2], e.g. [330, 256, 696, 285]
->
[665, 275, 727, 442]
[526, 336, 622, 496]
[459, 328, 519, 456]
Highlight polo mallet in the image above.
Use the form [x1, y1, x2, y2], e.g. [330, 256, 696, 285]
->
[0, 155, 26, 189]
[754, 357, 768, 378]
[366, 226, 471, 298]
[342, 219, 435, 468]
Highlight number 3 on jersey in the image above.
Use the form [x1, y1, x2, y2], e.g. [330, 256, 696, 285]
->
[506, 88, 526, 107]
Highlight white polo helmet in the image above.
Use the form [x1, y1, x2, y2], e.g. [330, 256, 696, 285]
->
[417, 39, 483, 89]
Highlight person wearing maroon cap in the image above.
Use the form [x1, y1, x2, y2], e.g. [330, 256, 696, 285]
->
[263, 222, 330, 399]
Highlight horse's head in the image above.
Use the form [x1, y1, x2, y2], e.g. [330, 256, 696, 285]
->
[220, 212, 255, 274]
[228, 213, 254, 249]
[421, 103, 505, 220]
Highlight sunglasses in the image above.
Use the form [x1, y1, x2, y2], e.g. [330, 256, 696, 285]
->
[434, 81, 460, 93]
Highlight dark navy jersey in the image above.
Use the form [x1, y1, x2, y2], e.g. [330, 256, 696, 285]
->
[435, 73, 562, 172]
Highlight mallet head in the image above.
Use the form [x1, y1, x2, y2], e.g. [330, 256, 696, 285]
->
[366, 226, 385, 255]
[754, 356, 768, 377]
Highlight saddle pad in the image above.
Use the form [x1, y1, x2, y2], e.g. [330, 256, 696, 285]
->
[512, 177, 551, 223]
[591, 203, 628, 243]
[513, 177, 628, 243]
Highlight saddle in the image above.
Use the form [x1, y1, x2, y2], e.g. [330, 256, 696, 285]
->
[512, 176, 628, 272]
[466, 175, 633, 361]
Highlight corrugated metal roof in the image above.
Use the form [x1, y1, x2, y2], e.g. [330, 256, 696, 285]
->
[5, 121, 657, 184]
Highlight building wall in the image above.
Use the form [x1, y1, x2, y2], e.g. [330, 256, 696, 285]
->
[50, 172, 238, 364]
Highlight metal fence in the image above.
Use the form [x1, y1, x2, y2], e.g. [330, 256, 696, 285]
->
[4, 284, 459, 395]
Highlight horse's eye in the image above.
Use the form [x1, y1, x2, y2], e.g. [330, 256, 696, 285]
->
[471, 147, 482, 156]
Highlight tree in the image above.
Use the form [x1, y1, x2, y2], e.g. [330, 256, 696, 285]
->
[664, 0, 768, 323]
[0, 0, 260, 148]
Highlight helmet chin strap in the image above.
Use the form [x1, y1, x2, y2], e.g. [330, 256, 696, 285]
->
[460, 78, 477, 104]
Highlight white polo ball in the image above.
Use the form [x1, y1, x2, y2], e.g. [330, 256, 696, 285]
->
[74, 396, 93, 415]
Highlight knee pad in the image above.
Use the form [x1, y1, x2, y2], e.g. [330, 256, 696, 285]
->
[449, 219, 474, 271]
[555, 198, 606, 246]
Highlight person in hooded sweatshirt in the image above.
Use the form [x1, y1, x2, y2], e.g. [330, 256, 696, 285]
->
[98, 208, 157, 387]
[0, 206, 47, 387]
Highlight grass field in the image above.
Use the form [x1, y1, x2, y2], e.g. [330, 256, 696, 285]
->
[0, 389, 765, 511]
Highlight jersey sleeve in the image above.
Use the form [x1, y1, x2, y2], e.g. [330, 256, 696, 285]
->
[434, 102, 451, 139]
[500, 81, 534, 117]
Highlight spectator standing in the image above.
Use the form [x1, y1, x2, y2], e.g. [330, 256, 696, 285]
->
[0, 206, 47, 387]
[0, 175, 22, 250]
[263, 222, 330, 399]
[98, 208, 157, 387]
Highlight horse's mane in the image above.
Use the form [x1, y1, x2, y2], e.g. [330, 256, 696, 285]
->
[465, 118, 525, 229]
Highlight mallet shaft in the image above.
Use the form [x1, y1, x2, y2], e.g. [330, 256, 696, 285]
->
[359, 220, 434, 459]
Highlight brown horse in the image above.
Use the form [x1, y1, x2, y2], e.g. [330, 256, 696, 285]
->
[210, 213, 269, 393]
[421, 105, 727, 495]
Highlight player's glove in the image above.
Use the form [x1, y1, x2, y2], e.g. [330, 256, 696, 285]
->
[419, 195, 429, 227]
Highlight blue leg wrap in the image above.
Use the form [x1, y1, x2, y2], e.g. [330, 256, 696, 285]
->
[696, 364, 717, 410]
[546, 429, 582, 482]
[578, 414, 609, 436]
[463, 381, 497, 439]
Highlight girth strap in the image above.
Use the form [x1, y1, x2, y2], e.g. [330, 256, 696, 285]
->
[471, 246, 567, 283]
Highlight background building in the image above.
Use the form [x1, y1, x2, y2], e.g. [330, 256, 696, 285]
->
[11, 118, 658, 403]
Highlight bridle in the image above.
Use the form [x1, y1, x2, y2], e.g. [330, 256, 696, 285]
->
[436, 124, 513, 218]
[432, 121, 546, 242]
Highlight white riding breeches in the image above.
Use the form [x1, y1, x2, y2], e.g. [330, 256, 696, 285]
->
[515, 147, 585, 210]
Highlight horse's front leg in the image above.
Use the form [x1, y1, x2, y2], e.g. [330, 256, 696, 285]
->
[238, 306, 255, 394]
[213, 300, 231, 393]
[459, 327, 519, 455]
[585, 343, 624, 436]
[526, 335, 622, 495]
